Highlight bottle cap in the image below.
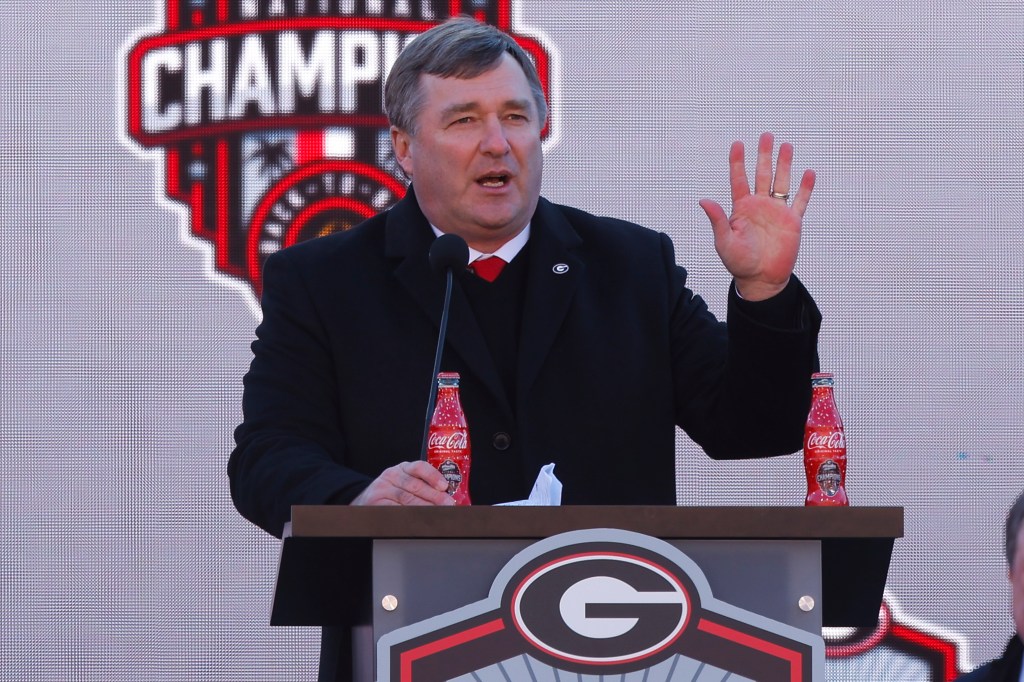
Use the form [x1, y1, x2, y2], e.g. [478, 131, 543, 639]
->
[811, 372, 834, 387]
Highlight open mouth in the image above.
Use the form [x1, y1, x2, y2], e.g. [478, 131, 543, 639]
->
[477, 174, 509, 188]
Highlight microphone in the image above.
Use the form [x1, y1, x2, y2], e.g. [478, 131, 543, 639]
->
[428, 233, 471, 276]
[420, 234, 469, 460]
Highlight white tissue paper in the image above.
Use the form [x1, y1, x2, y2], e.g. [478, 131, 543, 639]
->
[496, 463, 562, 506]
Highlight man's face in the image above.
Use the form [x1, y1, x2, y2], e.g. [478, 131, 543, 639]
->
[1012, 524, 1024, 643]
[391, 53, 544, 251]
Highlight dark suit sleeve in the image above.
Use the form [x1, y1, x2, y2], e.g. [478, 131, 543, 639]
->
[663, 233, 822, 458]
[227, 250, 372, 538]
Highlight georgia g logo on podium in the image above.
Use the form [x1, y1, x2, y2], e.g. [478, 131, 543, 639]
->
[377, 529, 825, 681]
[512, 551, 691, 666]
[121, 0, 554, 313]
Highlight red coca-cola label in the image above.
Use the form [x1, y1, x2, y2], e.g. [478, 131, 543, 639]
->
[427, 430, 469, 451]
[805, 430, 846, 451]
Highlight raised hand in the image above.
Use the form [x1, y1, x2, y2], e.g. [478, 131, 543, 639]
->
[699, 132, 815, 301]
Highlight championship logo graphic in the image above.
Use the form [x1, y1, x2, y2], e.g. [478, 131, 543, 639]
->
[122, 0, 554, 310]
[377, 529, 825, 681]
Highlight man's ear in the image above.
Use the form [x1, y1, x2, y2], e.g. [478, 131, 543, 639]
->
[390, 126, 413, 178]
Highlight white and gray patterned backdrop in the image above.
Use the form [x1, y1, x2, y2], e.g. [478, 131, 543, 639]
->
[2, 1, 1022, 679]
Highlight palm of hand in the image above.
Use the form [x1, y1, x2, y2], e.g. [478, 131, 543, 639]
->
[716, 193, 802, 288]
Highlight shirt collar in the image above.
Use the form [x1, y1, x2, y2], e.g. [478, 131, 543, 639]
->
[430, 224, 531, 264]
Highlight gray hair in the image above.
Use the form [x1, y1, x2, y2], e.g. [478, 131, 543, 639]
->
[384, 17, 548, 134]
[1007, 490, 1024, 567]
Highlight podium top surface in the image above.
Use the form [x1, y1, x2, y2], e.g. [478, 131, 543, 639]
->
[274, 505, 903, 628]
[287, 505, 903, 541]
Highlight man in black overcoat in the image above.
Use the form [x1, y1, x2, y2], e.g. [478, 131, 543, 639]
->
[228, 17, 822, 679]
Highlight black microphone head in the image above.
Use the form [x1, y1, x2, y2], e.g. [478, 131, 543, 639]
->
[428, 233, 469, 275]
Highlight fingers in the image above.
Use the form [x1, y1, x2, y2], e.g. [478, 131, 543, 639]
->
[699, 200, 735, 270]
[753, 132, 775, 195]
[790, 168, 816, 217]
[729, 131, 815, 208]
[394, 460, 453, 505]
[728, 141, 750, 204]
[772, 142, 794, 198]
[351, 461, 455, 506]
[699, 199, 730, 237]
[734, 133, 807, 206]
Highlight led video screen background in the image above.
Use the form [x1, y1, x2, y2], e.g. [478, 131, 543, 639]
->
[2, 1, 1023, 680]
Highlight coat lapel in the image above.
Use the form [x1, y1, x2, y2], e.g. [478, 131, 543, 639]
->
[516, 198, 583, 404]
[386, 190, 512, 418]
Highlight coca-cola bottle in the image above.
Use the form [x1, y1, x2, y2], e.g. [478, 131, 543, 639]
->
[803, 372, 848, 506]
[427, 372, 472, 506]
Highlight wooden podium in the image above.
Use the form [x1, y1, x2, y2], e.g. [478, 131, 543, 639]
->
[272, 506, 902, 681]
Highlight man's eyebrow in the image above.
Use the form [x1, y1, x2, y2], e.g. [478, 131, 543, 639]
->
[439, 102, 479, 119]
[438, 99, 534, 120]
[503, 98, 533, 111]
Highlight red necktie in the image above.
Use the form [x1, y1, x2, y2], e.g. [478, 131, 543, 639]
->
[469, 256, 506, 282]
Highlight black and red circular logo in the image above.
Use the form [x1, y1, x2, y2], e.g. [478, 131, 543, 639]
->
[509, 551, 691, 666]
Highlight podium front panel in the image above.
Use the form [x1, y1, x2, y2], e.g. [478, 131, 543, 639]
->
[365, 535, 823, 677]
[364, 532, 827, 679]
